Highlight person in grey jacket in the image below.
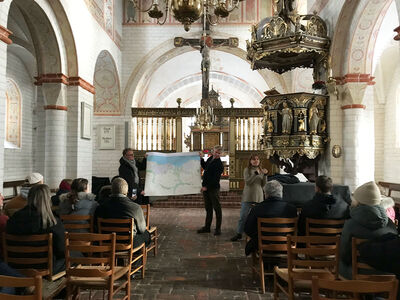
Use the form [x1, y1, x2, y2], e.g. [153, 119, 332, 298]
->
[231, 154, 268, 241]
[58, 178, 98, 231]
[339, 181, 398, 279]
[94, 177, 150, 248]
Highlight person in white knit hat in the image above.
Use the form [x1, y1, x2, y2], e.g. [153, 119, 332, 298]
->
[339, 181, 398, 279]
[4, 172, 44, 217]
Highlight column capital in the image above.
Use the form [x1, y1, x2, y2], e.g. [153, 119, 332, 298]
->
[0, 25, 12, 45]
[44, 105, 68, 111]
[34, 73, 95, 95]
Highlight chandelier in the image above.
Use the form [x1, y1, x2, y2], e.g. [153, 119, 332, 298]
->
[130, 0, 244, 31]
[195, 105, 215, 130]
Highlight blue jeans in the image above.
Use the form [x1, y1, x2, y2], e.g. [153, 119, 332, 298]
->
[236, 202, 254, 234]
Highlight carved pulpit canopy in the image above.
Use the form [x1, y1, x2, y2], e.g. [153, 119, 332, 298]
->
[260, 92, 329, 173]
[246, 10, 330, 75]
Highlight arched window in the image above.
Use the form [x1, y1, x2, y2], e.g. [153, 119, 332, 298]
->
[4, 79, 21, 148]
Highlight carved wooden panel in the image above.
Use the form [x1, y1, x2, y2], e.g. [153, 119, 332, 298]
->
[192, 132, 201, 151]
[204, 132, 219, 150]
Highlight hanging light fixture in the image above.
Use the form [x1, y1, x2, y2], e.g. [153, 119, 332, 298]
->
[130, 0, 244, 31]
[195, 105, 215, 130]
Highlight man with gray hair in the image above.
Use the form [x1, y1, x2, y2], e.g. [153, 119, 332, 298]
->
[244, 180, 297, 255]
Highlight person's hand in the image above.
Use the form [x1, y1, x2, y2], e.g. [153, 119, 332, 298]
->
[261, 168, 268, 175]
[201, 187, 207, 192]
[131, 195, 137, 200]
[199, 151, 203, 158]
[141, 190, 145, 195]
[145, 153, 148, 158]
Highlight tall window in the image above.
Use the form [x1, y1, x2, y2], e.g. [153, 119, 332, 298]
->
[4, 79, 21, 148]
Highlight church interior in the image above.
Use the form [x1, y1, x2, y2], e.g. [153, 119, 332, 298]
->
[0, 0, 400, 298]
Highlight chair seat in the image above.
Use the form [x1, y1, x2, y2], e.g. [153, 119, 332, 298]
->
[69, 266, 129, 286]
[42, 277, 67, 300]
[148, 226, 157, 234]
[275, 268, 335, 289]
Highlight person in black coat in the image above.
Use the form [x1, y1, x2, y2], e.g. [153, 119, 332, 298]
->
[6, 184, 66, 274]
[118, 148, 147, 200]
[297, 175, 349, 236]
[197, 145, 224, 236]
[94, 178, 150, 248]
[244, 180, 297, 255]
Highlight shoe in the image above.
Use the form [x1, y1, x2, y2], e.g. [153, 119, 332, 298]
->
[197, 227, 211, 234]
[230, 233, 242, 241]
[214, 229, 221, 236]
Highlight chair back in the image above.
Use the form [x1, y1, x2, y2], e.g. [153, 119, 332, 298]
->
[97, 218, 134, 253]
[257, 217, 298, 256]
[141, 204, 151, 230]
[287, 235, 340, 281]
[64, 232, 116, 279]
[2, 233, 54, 279]
[60, 214, 93, 233]
[311, 276, 398, 300]
[0, 275, 42, 300]
[352, 237, 380, 279]
[306, 218, 345, 236]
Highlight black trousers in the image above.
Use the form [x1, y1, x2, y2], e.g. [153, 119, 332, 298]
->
[203, 188, 222, 230]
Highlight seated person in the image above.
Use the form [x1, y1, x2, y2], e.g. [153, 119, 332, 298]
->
[381, 195, 396, 223]
[4, 173, 43, 217]
[94, 177, 150, 248]
[244, 180, 297, 256]
[6, 184, 66, 274]
[58, 178, 98, 224]
[97, 185, 112, 206]
[51, 179, 72, 207]
[298, 175, 349, 236]
[339, 181, 398, 279]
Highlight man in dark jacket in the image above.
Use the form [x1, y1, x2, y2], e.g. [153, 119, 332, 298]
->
[94, 177, 150, 248]
[118, 148, 147, 200]
[197, 145, 224, 236]
[244, 180, 297, 255]
[297, 175, 349, 236]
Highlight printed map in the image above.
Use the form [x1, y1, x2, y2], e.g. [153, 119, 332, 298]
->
[144, 152, 202, 196]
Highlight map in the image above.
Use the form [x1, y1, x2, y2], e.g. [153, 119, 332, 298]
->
[144, 152, 202, 196]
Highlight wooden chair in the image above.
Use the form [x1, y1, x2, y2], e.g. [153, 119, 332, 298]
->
[141, 204, 158, 256]
[60, 214, 93, 233]
[274, 235, 340, 300]
[0, 274, 42, 300]
[2, 233, 66, 300]
[251, 217, 298, 294]
[97, 218, 146, 279]
[306, 218, 345, 237]
[311, 276, 398, 300]
[64, 232, 130, 300]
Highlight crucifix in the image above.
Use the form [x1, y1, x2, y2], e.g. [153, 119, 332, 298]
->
[174, 10, 239, 102]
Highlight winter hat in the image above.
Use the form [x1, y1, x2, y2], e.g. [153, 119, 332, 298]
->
[352, 181, 381, 206]
[26, 172, 43, 185]
[59, 180, 72, 192]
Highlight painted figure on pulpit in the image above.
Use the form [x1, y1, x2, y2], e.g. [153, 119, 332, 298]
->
[309, 106, 319, 134]
[280, 102, 293, 134]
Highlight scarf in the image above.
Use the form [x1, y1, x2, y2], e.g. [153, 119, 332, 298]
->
[123, 156, 139, 185]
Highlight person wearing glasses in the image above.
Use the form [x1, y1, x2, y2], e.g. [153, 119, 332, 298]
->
[118, 148, 147, 200]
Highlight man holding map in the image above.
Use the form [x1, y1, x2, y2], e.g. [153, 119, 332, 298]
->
[197, 145, 224, 236]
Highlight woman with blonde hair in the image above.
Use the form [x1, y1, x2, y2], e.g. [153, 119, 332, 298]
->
[231, 154, 268, 241]
[6, 184, 66, 274]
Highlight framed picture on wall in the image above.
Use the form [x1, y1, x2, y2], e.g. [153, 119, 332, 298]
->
[81, 102, 92, 140]
[99, 125, 116, 150]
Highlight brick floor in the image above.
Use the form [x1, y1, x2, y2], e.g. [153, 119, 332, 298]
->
[79, 208, 277, 299]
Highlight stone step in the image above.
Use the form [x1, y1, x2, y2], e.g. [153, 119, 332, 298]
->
[153, 200, 241, 208]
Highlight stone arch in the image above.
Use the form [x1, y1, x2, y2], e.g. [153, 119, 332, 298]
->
[122, 38, 285, 116]
[331, 0, 394, 76]
[93, 50, 121, 115]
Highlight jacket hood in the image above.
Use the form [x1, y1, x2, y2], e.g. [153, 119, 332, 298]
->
[314, 193, 337, 210]
[380, 196, 395, 210]
[350, 204, 389, 230]
[59, 191, 96, 204]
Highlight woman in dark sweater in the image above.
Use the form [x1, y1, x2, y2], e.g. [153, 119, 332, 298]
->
[6, 184, 66, 274]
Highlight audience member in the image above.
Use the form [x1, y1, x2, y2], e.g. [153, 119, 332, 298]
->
[97, 185, 112, 205]
[0, 260, 22, 295]
[58, 178, 98, 218]
[381, 195, 396, 223]
[4, 173, 43, 217]
[231, 154, 267, 241]
[94, 178, 150, 248]
[197, 145, 224, 236]
[6, 184, 66, 274]
[297, 175, 349, 236]
[244, 180, 297, 255]
[51, 179, 72, 207]
[118, 148, 147, 199]
[339, 181, 398, 279]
